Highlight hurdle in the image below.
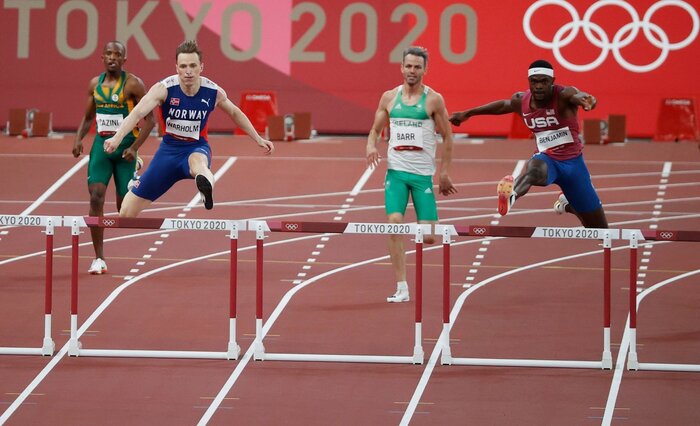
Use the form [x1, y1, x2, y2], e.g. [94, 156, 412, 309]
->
[625, 228, 700, 372]
[249, 220, 429, 364]
[64, 216, 244, 360]
[0, 214, 58, 356]
[437, 224, 619, 370]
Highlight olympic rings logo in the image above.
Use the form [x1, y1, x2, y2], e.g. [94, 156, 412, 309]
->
[102, 219, 116, 227]
[472, 227, 487, 235]
[523, 0, 699, 72]
[659, 231, 675, 239]
[284, 223, 300, 231]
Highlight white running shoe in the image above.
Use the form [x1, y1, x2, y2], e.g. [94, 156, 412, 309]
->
[554, 192, 569, 215]
[88, 258, 108, 275]
[387, 289, 410, 303]
[127, 175, 140, 191]
[127, 156, 143, 191]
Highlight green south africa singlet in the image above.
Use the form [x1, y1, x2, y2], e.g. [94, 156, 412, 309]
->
[87, 71, 138, 195]
[93, 71, 138, 138]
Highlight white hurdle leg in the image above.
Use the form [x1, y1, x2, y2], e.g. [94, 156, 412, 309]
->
[627, 232, 639, 371]
[253, 222, 266, 361]
[41, 217, 55, 356]
[42, 314, 55, 356]
[440, 226, 453, 365]
[227, 318, 240, 360]
[412, 225, 425, 364]
[226, 224, 240, 360]
[68, 218, 82, 357]
[601, 231, 613, 369]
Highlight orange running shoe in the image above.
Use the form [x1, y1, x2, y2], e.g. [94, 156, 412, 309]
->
[496, 175, 515, 216]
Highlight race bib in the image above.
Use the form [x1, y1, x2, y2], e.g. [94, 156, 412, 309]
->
[165, 118, 201, 140]
[534, 127, 574, 152]
[95, 113, 124, 134]
[389, 120, 424, 150]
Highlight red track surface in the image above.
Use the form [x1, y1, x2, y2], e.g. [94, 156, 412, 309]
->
[1, 135, 699, 425]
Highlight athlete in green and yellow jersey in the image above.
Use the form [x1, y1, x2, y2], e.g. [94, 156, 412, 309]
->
[72, 41, 155, 274]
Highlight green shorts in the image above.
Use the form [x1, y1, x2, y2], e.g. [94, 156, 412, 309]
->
[87, 134, 137, 197]
[384, 169, 438, 221]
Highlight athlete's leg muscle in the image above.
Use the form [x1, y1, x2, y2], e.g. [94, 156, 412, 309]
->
[388, 212, 406, 282]
[513, 158, 548, 199]
[119, 191, 152, 218]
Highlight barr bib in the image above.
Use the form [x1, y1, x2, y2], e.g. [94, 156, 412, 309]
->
[389, 119, 425, 150]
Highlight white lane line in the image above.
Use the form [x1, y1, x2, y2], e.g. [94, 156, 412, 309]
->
[602, 261, 698, 426]
[186, 157, 237, 208]
[0, 233, 323, 424]
[637, 162, 672, 290]
[132, 157, 236, 280]
[2, 183, 697, 422]
[21, 156, 89, 216]
[197, 237, 475, 425]
[350, 164, 377, 196]
[401, 243, 635, 425]
[287, 166, 373, 285]
[0, 156, 88, 232]
[466, 160, 525, 284]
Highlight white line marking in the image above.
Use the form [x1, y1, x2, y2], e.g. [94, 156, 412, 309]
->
[602, 263, 699, 425]
[0, 234, 323, 424]
[350, 165, 377, 196]
[186, 157, 237, 208]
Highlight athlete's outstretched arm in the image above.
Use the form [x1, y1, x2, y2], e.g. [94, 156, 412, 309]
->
[104, 83, 166, 153]
[562, 86, 597, 111]
[121, 75, 156, 161]
[216, 88, 274, 154]
[448, 93, 522, 126]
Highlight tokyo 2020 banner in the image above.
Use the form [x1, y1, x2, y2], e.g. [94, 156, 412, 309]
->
[1, 0, 698, 137]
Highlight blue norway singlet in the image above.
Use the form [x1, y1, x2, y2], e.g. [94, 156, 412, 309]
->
[130, 75, 219, 201]
[159, 75, 218, 144]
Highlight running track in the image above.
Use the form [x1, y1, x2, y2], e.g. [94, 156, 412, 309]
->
[1, 135, 699, 425]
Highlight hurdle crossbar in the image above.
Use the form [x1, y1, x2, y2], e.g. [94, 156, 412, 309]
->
[0, 215, 58, 356]
[625, 229, 700, 372]
[249, 220, 428, 365]
[65, 216, 243, 360]
[437, 224, 618, 370]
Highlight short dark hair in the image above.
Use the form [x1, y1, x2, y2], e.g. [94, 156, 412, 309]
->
[529, 59, 553, 70]
[104, 40, 126, 57]
[402, 46, 428, 67]
[176, 40, 203, 62]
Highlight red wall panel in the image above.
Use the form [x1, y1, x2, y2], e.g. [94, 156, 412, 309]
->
[1, 0, 698, 137]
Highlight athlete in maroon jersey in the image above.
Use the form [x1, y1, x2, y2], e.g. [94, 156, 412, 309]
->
[449, 60, 608, 229]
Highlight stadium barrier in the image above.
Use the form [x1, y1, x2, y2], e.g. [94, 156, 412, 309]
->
[2, 215, 698, 372]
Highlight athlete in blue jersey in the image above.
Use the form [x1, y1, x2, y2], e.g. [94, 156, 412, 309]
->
[104, 40, 274, 217]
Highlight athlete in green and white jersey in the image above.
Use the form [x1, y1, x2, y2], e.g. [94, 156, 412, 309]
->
[366, 46, 457, 303]
[72, 41, 155, 274]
